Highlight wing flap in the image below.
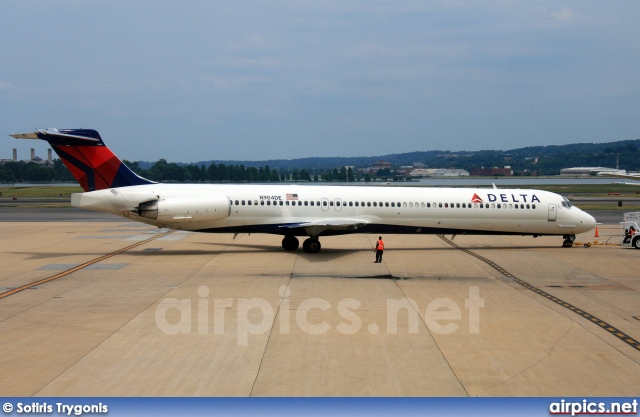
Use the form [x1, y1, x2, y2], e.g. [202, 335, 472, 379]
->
[280, 218, 368, 229]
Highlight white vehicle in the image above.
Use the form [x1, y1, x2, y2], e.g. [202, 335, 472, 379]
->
[621, 212, 640, 249]
[11, 128, 597, 253]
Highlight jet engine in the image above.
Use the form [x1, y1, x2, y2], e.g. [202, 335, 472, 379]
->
[133, 195, 230, 222]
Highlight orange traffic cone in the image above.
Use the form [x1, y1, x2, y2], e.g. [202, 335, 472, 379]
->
[594, 227, 599, 238]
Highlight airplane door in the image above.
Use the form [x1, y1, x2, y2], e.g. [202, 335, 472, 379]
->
[321, 198, 329, 212]
[334, 198, 342, 211]
[548, 203, 557, 221]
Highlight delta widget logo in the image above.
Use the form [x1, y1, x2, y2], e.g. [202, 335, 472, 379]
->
[471, 193, 483, 203]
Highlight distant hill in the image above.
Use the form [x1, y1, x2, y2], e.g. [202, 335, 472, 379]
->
[136, 138, 640, 171]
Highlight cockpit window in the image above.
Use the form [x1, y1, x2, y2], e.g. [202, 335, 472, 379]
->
[561, 197, 573, 208]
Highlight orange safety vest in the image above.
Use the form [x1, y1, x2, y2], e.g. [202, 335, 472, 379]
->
[377, 240, 385, 250]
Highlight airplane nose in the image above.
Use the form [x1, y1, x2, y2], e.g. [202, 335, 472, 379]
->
[582, 210, 597, 230]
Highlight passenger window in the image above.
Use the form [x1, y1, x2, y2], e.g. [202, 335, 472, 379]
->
[532, 204, 536, 209]
[497, 204, 500, 209]
[491, 203, 495, 209]
[367, 202, 371, 207]
[267, 200, 271, 206]
[349, 202, 353, 207]
[336, 201, 341, 206]
[330, 201, 334, 206]
[409, 202, 414, 208]
[323, 201, 327, 206]
[391, 202, 395, 207]
[355, 202, 359, 207]
[260, 201, 264, 206]
[298, 201, 302, 206]
[456, 203, 460, 208]
[385, 202, 389, 207]
[403, 202, 407, 208]
[248, 200, 252, 206]
[509, 204, 512, 209]
[242, 200, 245, 205]
[373, 202, 377, 207]
[280, 201, 283, 206]
[254, 200, 258, 205]
[526, 204, 530, 209]
[304, 201, 308, 206]
[439, 203, 442, 208]
[310, 201, 314, 206]
[421, 203, 425, 208]
[514, 204, 518, 209]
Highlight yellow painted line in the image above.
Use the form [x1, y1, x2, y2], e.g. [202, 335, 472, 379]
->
[0, 230, 174, 300]
[437, 234, 640, 352]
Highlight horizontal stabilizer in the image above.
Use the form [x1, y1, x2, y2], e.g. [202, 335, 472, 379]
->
[11, 128, 102, 146]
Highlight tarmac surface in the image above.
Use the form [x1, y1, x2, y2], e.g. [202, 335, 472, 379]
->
[1, 208, 639, 396]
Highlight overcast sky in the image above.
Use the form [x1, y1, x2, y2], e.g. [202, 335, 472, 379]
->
[2, 1, 639, 163]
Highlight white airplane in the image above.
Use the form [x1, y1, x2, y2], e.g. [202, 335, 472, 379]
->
[11, 128, 597, 252]
[597, 171, 640, 184]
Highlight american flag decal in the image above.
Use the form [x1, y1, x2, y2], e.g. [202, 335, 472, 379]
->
[471, 193, 483, 203]
[286, 193, 299, 200]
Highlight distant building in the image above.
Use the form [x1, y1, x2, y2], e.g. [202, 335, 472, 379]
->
[408, 168, 469, 178]
[1, 148, 54, 167]
[469, 167, 513, 176]
[372, 161, 391, 171]
[559, 167, 625, 176]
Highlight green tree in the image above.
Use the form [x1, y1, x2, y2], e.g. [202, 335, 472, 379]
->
[347, 167, 355, 182]
[339, 166, 347, 181]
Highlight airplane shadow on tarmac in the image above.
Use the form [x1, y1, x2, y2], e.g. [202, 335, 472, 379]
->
[9, 243, 563, 261]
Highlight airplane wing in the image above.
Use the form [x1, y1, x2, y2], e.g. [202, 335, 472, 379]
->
[597, 172, 640, 183]
[279, 218, 368, 236]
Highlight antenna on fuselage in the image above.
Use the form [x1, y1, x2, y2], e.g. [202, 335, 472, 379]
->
[492, 183, 498, 189]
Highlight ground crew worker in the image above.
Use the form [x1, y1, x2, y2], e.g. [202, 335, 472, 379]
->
[374, 236, 384, 263]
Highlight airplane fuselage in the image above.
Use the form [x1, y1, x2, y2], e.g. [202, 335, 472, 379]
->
[73, 183, 596, 238]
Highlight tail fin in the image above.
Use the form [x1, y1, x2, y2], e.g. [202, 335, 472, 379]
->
[10, 128, 154, 191]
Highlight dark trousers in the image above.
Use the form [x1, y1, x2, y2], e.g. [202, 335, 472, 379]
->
[376, 249, 383, 262]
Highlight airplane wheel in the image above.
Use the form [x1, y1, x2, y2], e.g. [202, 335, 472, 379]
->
[562, 239, 573, 248]
[282, 236, 299, 251]
[303, 238, 321, 253]
[633, 237, 640, 250]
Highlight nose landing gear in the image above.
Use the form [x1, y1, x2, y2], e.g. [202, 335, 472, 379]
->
[562, 234, 576, 248]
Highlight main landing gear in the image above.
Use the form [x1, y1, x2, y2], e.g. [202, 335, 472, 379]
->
[562, 234, 576, 248]
[302, 238, 321, 253]
[282, 235, 299, 251]
[281, 235, 322, 253]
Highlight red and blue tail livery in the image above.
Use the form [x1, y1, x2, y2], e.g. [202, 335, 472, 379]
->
[11, 128, 153, 191]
